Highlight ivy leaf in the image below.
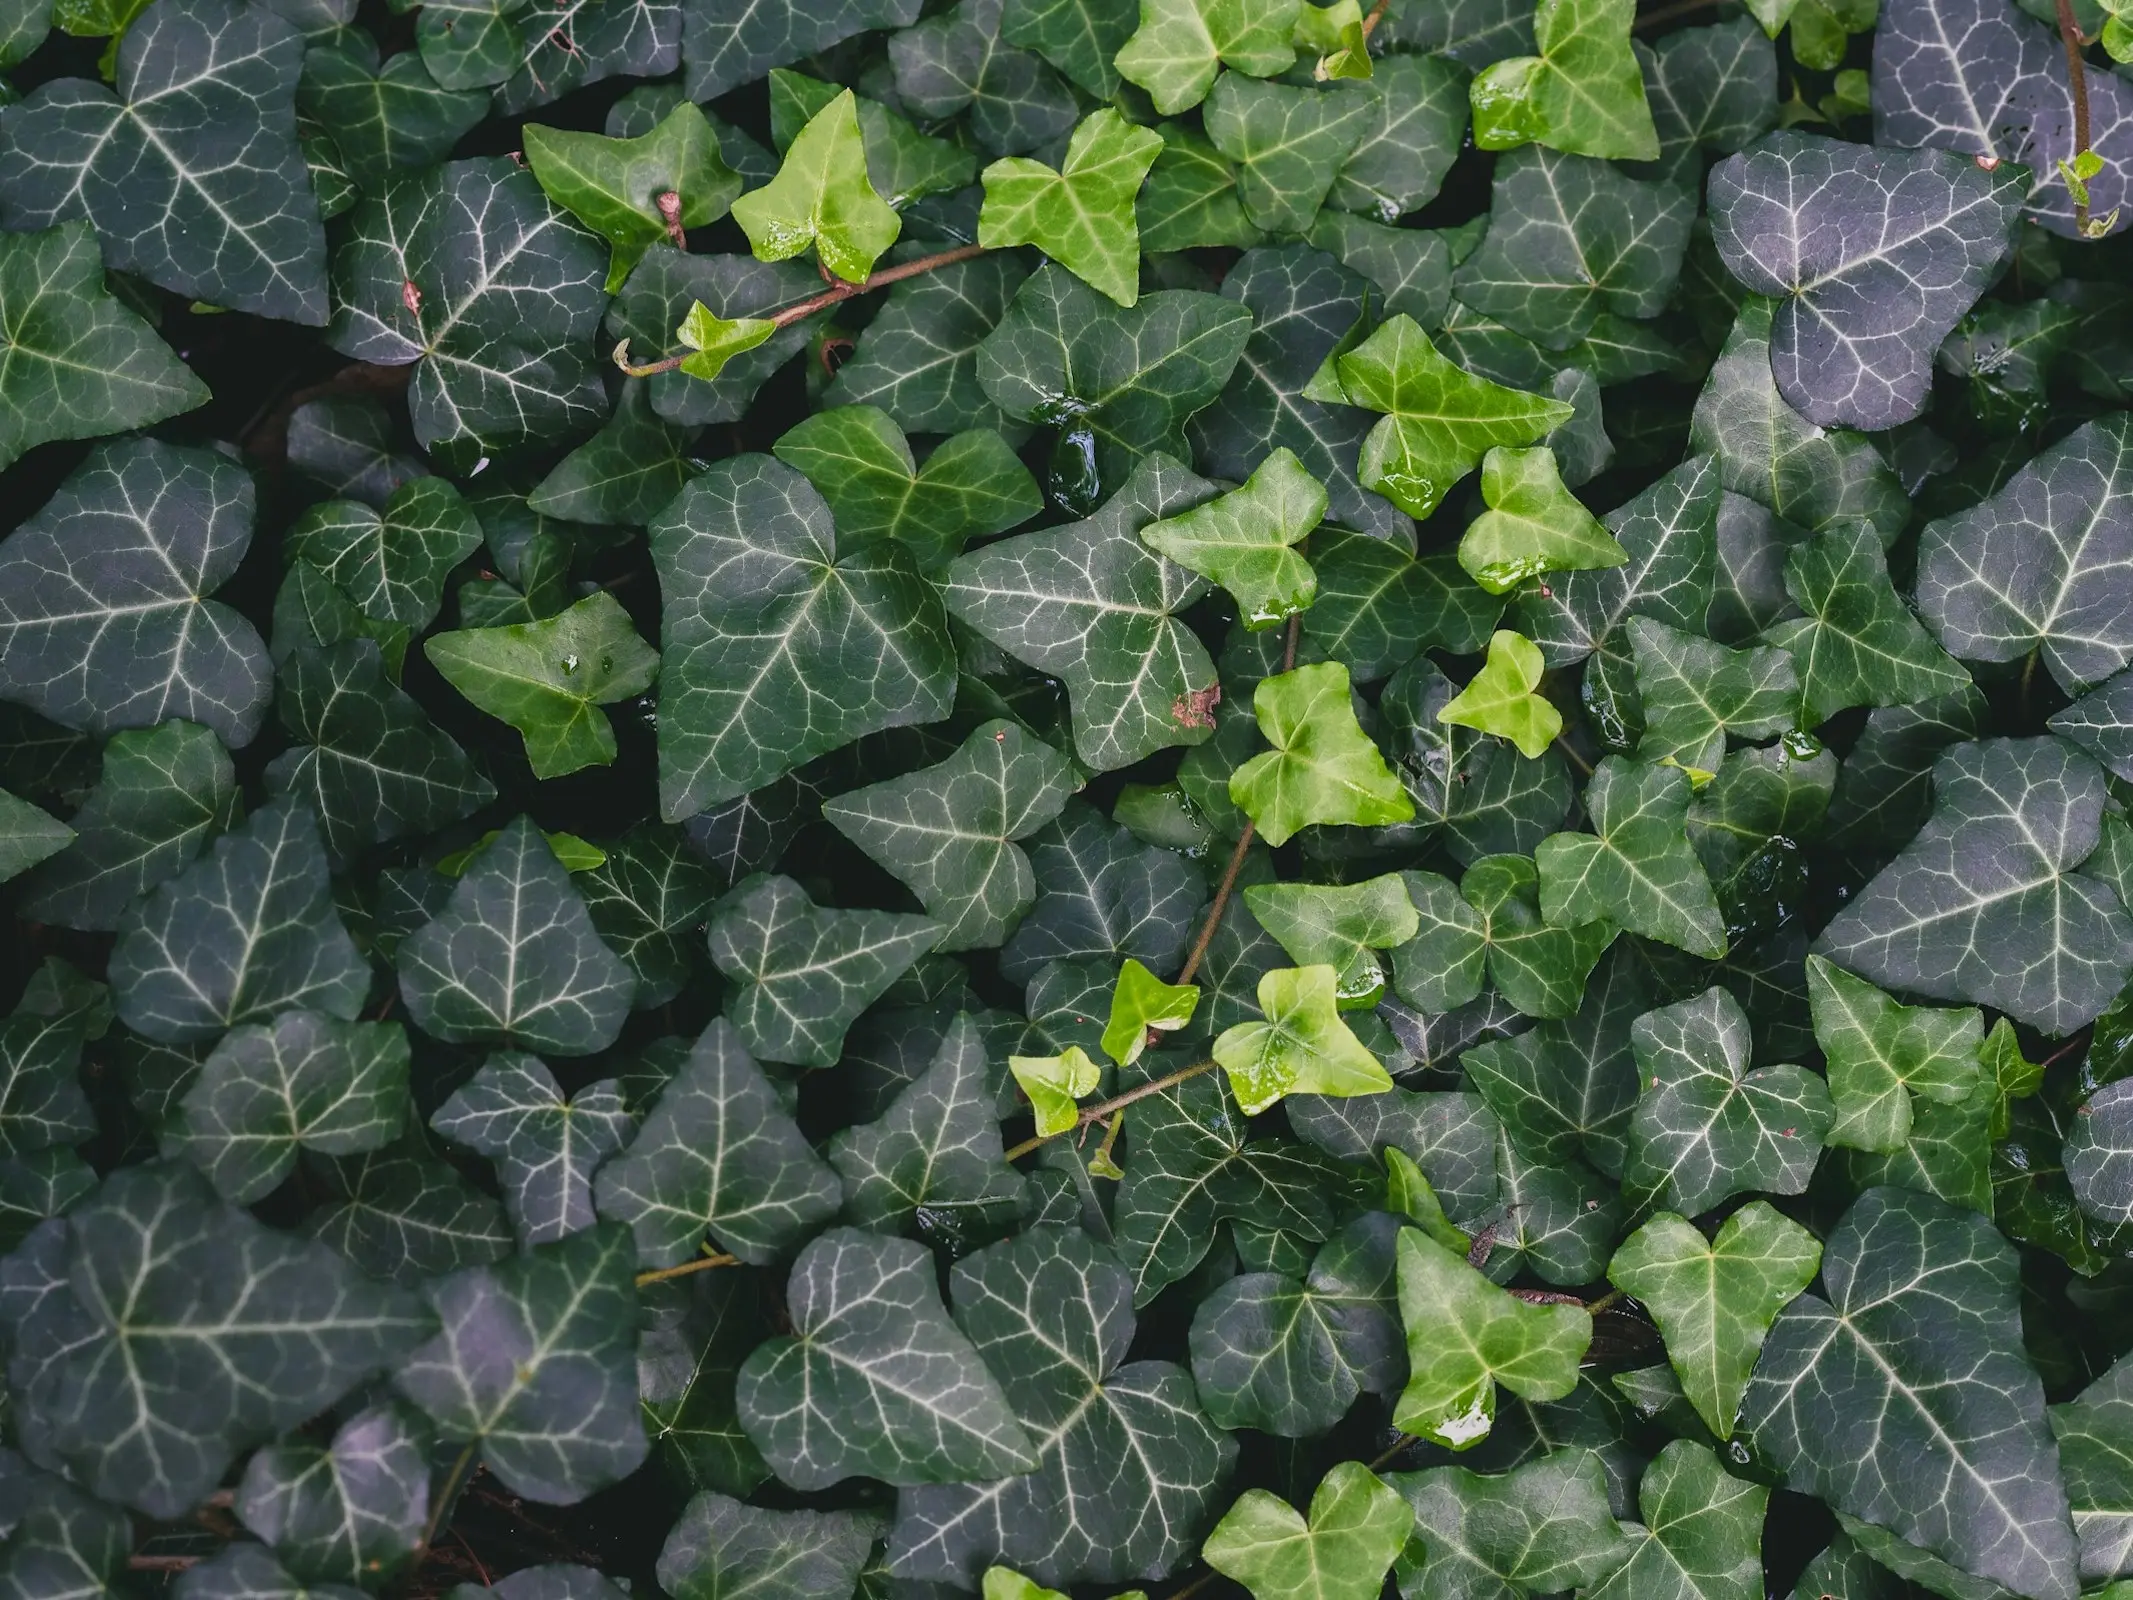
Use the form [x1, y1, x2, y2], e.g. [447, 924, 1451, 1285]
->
[398, 816, 637, 1056]
[1000, 801, 1204, 983]
[1202, 77, 1378, 236]
[1304, 529, 1503, 681]
[707, 873, 942, 1067]
[1243, 874, 1418, 1010]
[395, 1220, 648, 1505]
[1184, 248, 1405, 542]
[1917, 414, 2133, 696]
[1141, 447, 1324, 631]
[265, 641, 493, 864]
[176, 1011, 407, 1205]
[1437, 630, 1565, 761]
[1461, 445, 1629, 595]
[1213, 965, 1395, 1115]
[430, 1055, 634, 1245]
[1007, 1046, 1101, 1136]
[1452, 147, 1693, 349]
[948, 453, 1223, 772]
[1114, 1068, 1343, 1302]
[651, 454, 956, 820]
[593, 1018, 841, 1267]
[654, 1490, 878, 1600]
[978, 108, 1161, 307]
[684, 0, 919, 100]
[1583, 1440, 1768, 1600]
[824, 252, 1031, 434]
[304, 1134, 512, 1286]
[1114, 0, 1298, 114]
[636, 1264, 769, 1498]
[1629, 618, 1801, 778]
[1203, 1461, 1412, 1600]
[0, 794, 72, 889]
[426, 592, 659, 781]
[738, 1226, 1038, 1489]
[828, 1013, 1024, 1232]
[327, 157, 609, 465]
[110, 799, 368, 1045]
[1394, 856, 1616, 1020]
[2064, 1078, 2133, 1227]
[1188, 1210, 1405, 1437]
[732, 89, 898, 284]
[0, 438, 270, 748]
[1230, 662, 1414, 847]
[0, 0, 326, 320]
[298, 45, 488, 197]
[525, 103, 741, 292]
[976, 265, 1250, 512]
[1766, 523, 1971, 726]
[1001, 0, 1133, 96]
[236, 1403, 431, 1589]
[2046, 1362, 2133, 1587]
[0, 992, 97, 1159]
[1817, 737, 2133, 1034]
[1706, 132, 2025, 429]
[1328, 53, 1469, 219]
[886, 0, 1079, 158]
[1470, 0, 1659, 160]
[3, 1161, 433, 1517]
[1737, 1187, 2081, 1600]
[885, 1226, 1235, 1588]
[1391, 1227, 1591, 1449]
[1623, 985, 1832, 1215]
[1608, 1202, 1821, 1439]
[15, 721, 235, 933]
[609, 252, 812, 427]
[1334, 315, 1575, 521]
[1805, 955, 1984, 1155]
[1101, 958, 1199, 1066]
[529, 385, 700, 528]
[285, 478, 482, 632]
[0, 222, 205, 473]
[824, 720, 1078, 951]
[576, 825, 720, 1009]
[1536, 756, 1728, 958]
[1389, 1450, 1631, 1599]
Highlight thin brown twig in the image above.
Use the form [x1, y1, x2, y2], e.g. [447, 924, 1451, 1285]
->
[1359, 0, 1393, 39]
[2058, 0, 2097, 232]
[616, 244, 990, 376]
[127, 1556, 203, 1572]
[634, 1250, 741, 1287]
[1002, 1059, 1218, 1161]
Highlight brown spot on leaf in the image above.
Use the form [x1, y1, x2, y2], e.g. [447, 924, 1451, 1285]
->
[402, 279, 422, 316]
[1173, 682, 1221, 729]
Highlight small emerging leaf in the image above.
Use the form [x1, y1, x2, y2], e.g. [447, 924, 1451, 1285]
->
[1102, 957, 1200, 1067]
[1438, 630, 1563, 760]
[1008, 1045, 1102, 1136]
[979, 108, 1163, 307]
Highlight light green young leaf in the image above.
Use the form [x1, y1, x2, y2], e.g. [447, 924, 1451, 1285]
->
[765, 69, 975, 210]
[674, 301, 778, 382]
[1584, 1440, 1769, 1600]
[1764, 522, 1971, 727]
[1630, 617, 1802, 779]
[1335, 315, 1575, 520]
[1805, 955, 1984, 1154]
[1608, 1202, 1822, 1438]
[773, 404, 1041, 572]
[979, 108, 1163, 308]
[1437, 630, 1564, 760]
[1202, 1462, 1413, 1600]
[1470, 0, 1659, 160]
[1459, 446, 1627, 594]
[1101, 956, 1200, 1067]
[426, 591, 658, 781]
[730, 89, 899, 284]
[1243, 874, 1419, 1009]
[1212, 964, 1393, 1114]
[1114, 0, 1301, 114]
[1141, 446, 1325, 630]
[525, 103, 743, 293]
[1008, 1045, 1102, 1135]
[1391, 1227, 1591, 1449]
[1537, 756, 1728, 958]
[1230, 662, 1414, 847]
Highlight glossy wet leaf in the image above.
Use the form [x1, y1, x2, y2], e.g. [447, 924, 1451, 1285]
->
[1243, 874, 1416, 1010]
[1141, 447, 1322, 631]
[1230, 662, 1413, 847]
[1818, 737, 2133, 1034]
[1334, 315, 1575, 521]
[1706, 132, 2025, 430]
[1114, 0, 1298, 114]
[1007, 1045, 1100, 1135]
[1202, 1461, 1412, 1600]
[978, 108, 1161, 308]
[525, 103, 741, 292]
[1459, 446, 1626, 595]
[1391, 1226, 1591, 1449]
[1608, 1202, 1820, 1438]
[738, 1226, 1037, 1490]
[1536, 756, 1727, 958]
[1469, 0, 1659, 160]
[731, 89, 897, 284]
[1737, 1186, 2080, 1600]
[1213, 964, 1394, 1115]
[398, 817, 636, 1055]
[651, 454, 956, 821]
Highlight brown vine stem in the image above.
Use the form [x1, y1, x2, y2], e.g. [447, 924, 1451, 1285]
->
[1001, 1059, 1218, 1162]
[635, 1250, 741, 1287]
[1359, 0, 1393, 39]
[615, 244, 990, 376]
[127, 1556, 203, 1573]
[2058, 0, 2097, 232]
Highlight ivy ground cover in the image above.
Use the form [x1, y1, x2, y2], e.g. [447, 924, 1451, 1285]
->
[14, 0, 2133, 1597]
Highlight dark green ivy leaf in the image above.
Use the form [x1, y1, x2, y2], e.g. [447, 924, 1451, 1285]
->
[653, 1489, 877, 1600]
[236, 1403, 431, 1589]
[431, 1054, 633, 1245]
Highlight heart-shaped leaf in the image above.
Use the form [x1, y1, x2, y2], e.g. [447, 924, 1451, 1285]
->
[1244, 874, 1417, 1009]
[1806, 955, 1984, 1154]
[979, 107, 1162, 306]
[1213, 964, 1395, 1114]
[1203, 76, 1379, 236]
[654, 1490, 877, 1600]
[1766, 523, 1970, 726]
[1114, 0, 1298, 114]
[1000, 800, 1205, 983]
[1231, 662, 1414, 846]
[1203, 1461, 1412, 1600]
[431, 1054, 633, 1245]
[1629, 617, 1800, 777]
[731, 89, 898, 284]
[1142, 447, 1323, 631]
[1583, 1440, 1768, 1600]
[1469, 0, 1658, 159]
[236, 1403, 431, 1588]
[1437, 630, 1565, 760]
[1388, 1450, 1631, 1598]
